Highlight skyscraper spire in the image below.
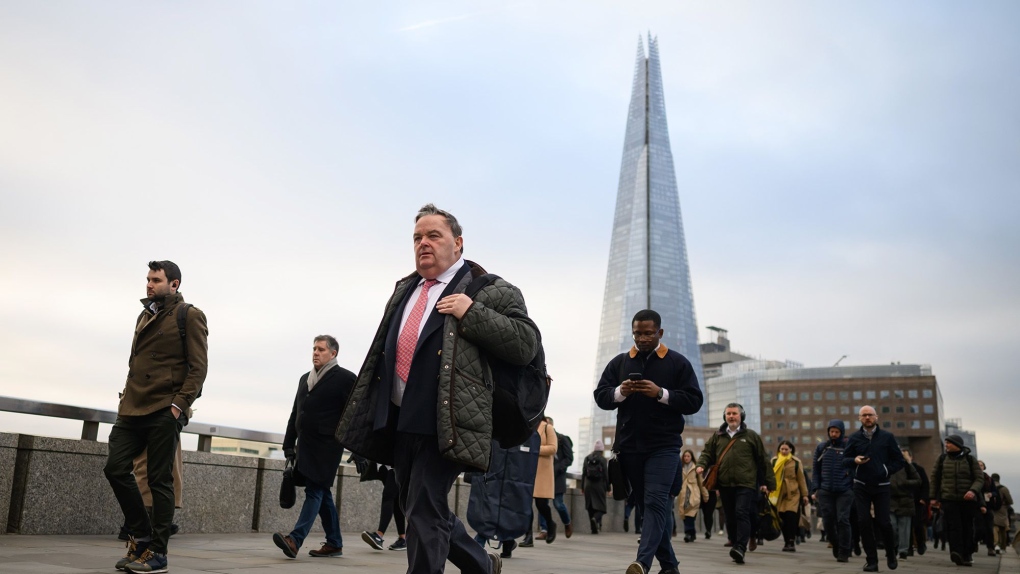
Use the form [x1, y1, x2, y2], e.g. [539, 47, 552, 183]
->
[588, 36, 706, 450]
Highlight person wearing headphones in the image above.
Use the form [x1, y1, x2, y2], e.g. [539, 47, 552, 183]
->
[696, 403, 774, 565]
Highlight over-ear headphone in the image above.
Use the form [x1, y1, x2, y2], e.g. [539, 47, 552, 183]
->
[724, 403, 746, 423]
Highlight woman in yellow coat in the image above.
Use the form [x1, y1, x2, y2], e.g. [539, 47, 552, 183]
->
[770, 440, 809, 552]
[678, 449, 710, 542]
[532, 418, 559, 543]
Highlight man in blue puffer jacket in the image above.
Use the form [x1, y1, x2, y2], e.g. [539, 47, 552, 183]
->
[812, 420, 853, 563]
[844, 405, 906, 572]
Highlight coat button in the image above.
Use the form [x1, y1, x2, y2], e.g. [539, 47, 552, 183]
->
[447, 439, 453, 444]
[150, 352, 156, 358]
[444, 364, 449, 370]
[449, 332, 454, 336]
[443, 400, 449, 405]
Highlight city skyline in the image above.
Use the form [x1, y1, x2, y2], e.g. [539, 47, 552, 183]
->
[1, 3, 1017, 487]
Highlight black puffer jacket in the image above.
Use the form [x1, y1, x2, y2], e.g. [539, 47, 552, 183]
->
[812, 419, 851, 493]
[842, 427, 905, 487]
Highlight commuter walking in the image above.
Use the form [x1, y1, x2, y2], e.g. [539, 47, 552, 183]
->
[889, 453, 921, 560]
[770, 440, 809, 552]
[105, 260, 208, 573]
[539, 417, 574, 538]
[843, 405, 906, 572]
[901, 448, 929, 556]
[531, 417, 559, 543]
[678, 449, 709, 543]
[581, 441, 610, 533]
[594, 309, 704, 574]
[990, 474, 1013, 552]
[930, 434, 984, 566]
[335, 203, 539, 574]
[357, 461, 408, 552]
[697, 403, 774, 565]
[272, 335, 357, 559]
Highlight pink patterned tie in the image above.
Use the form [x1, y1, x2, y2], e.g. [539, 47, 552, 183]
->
[395, 279, 439, 382]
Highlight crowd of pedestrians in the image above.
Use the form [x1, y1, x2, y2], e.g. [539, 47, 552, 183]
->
[102, 207, 1012, 574]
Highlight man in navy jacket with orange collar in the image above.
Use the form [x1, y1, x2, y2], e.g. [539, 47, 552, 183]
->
[594, 309, 703, 574]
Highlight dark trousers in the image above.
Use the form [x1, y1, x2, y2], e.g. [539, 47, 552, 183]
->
[393, 432, 489, 574]
[533, 498, 555, 531]
[378, 468, 406, 536]
[103, 408, 183, 554]
[780, 510, 800, 545]
[719, 486, 756, 551]
[912, 502, 928, 550]
[619, 448, 681, 572]
[977, 508, 995, 549]
[853, 484, 896, 563]
[942, 500, 976, 560]
[817, 488, 854, 556]
[703, 490, 717, 533]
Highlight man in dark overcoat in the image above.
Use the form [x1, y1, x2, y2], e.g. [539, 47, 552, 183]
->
[273, 335, 356, 559]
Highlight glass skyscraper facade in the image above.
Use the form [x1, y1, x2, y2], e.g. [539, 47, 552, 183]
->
[589, 35, 706, 451]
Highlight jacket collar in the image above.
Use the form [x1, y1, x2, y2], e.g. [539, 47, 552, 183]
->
[628, 343, 668, 359]
[139, 292, 185, 313]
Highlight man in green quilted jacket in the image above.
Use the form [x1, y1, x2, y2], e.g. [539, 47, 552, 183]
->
[336, 204, 538, 574]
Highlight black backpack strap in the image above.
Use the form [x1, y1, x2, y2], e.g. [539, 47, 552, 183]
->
[464, 273, 499, 299]
[176, 303, 192, 362]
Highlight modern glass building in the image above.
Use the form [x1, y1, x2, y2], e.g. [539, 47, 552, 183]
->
[588, 35, 706, 452]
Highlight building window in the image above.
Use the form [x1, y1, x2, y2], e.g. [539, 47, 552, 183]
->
[777, 392, 784, 401]
[853, 391, 862, 400]
[764, 421, 772, 430]
[813, 392, 823, 400]
[839, 391, 849, 401]
[910, 405, 919, 414]
[880, 390, 890, 399]
[800, 392, 809, 401]
[776, 407, 785, 415]
[814, 406, 824, 415]
[923, 405, 934, 414]
[697, 438, 704, 446]
[686, 437, 694, 444]
[814, 421, 824, 429]
[765, 436, 774, 444]
[866, 391, 876, 399]
[894, 390, 904, 399]
[925, 420, 935, 429]
[883, 421, 891, 428]
[777, 435, 785, 442]
[790, 421, 799, 430]
[895, 406, 904, 413]
[911, 421, 920, 429]
[816, 435, 825, 444]
[804, 436, 813, 445]
[908, 390, 918, 399]
[763, 393, 773, 402]
[764, 407, 773, 415]
[845, 420, 854, 430]
[881, 406, 890, 414]
[827, 406, 837, 415]
[840, 406, 850, 415]
[789, 407, 798, 415]
[923, 389, 933, 398]
[791, 436, 799, 444]
[825, 391, 836, 400]
[896, 421, 906, 428]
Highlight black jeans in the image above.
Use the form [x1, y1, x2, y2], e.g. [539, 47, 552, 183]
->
[719, 486, 756, 551]
[378, 468, 406, 536]
[817, 488, 854, 556]
[853, 484, 896, 563]
[702, 490, 717, 533]
[104, 408, 183, 554]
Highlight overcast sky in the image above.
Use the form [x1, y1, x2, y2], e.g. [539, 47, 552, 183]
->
[1, 2, 1018, 483]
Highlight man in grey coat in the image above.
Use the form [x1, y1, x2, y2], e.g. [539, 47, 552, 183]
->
[336, 204, 539, 574]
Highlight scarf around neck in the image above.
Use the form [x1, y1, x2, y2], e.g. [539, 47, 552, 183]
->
[771, 453, 793, 504]
[307, 357, 338, 392]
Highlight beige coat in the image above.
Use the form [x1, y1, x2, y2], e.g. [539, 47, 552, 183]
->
[771, 455, 809, 514]
[533, 420, 557, 499]
[679, 463, 710, 518]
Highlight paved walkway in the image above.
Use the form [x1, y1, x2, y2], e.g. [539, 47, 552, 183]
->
[0, 531, 1011, 574]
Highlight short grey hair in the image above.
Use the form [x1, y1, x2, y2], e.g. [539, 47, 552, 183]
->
[314, 335, 339, 354]
[415, 203, 463, 239]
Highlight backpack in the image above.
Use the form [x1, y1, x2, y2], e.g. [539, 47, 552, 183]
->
[464, 274, 550, 449]
[988, 487, 1003, 511]
[585, 456, 604, 481]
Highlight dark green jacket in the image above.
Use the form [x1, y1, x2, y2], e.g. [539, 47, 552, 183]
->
[335, 260, 539, 471]
[930, 448, 984, 504]
[121, 292, 208, 416]
[697, 423, 775, 491]
[889, 463, 921, 516]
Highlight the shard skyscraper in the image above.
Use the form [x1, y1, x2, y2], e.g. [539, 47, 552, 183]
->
[589, 35, 706, 450]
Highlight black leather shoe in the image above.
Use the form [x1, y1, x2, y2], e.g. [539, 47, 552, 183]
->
[888, 555, 898, 570]
[545, 521, 557, 544]
[500, 539, 516, 558]
[863, 562, 878, 572]
[519, 533, 534, 548]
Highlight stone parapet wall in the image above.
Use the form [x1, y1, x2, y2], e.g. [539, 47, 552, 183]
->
[1, 433, 630, 537]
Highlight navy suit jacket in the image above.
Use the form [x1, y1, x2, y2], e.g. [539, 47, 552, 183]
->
[372, 263, 472, 435]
